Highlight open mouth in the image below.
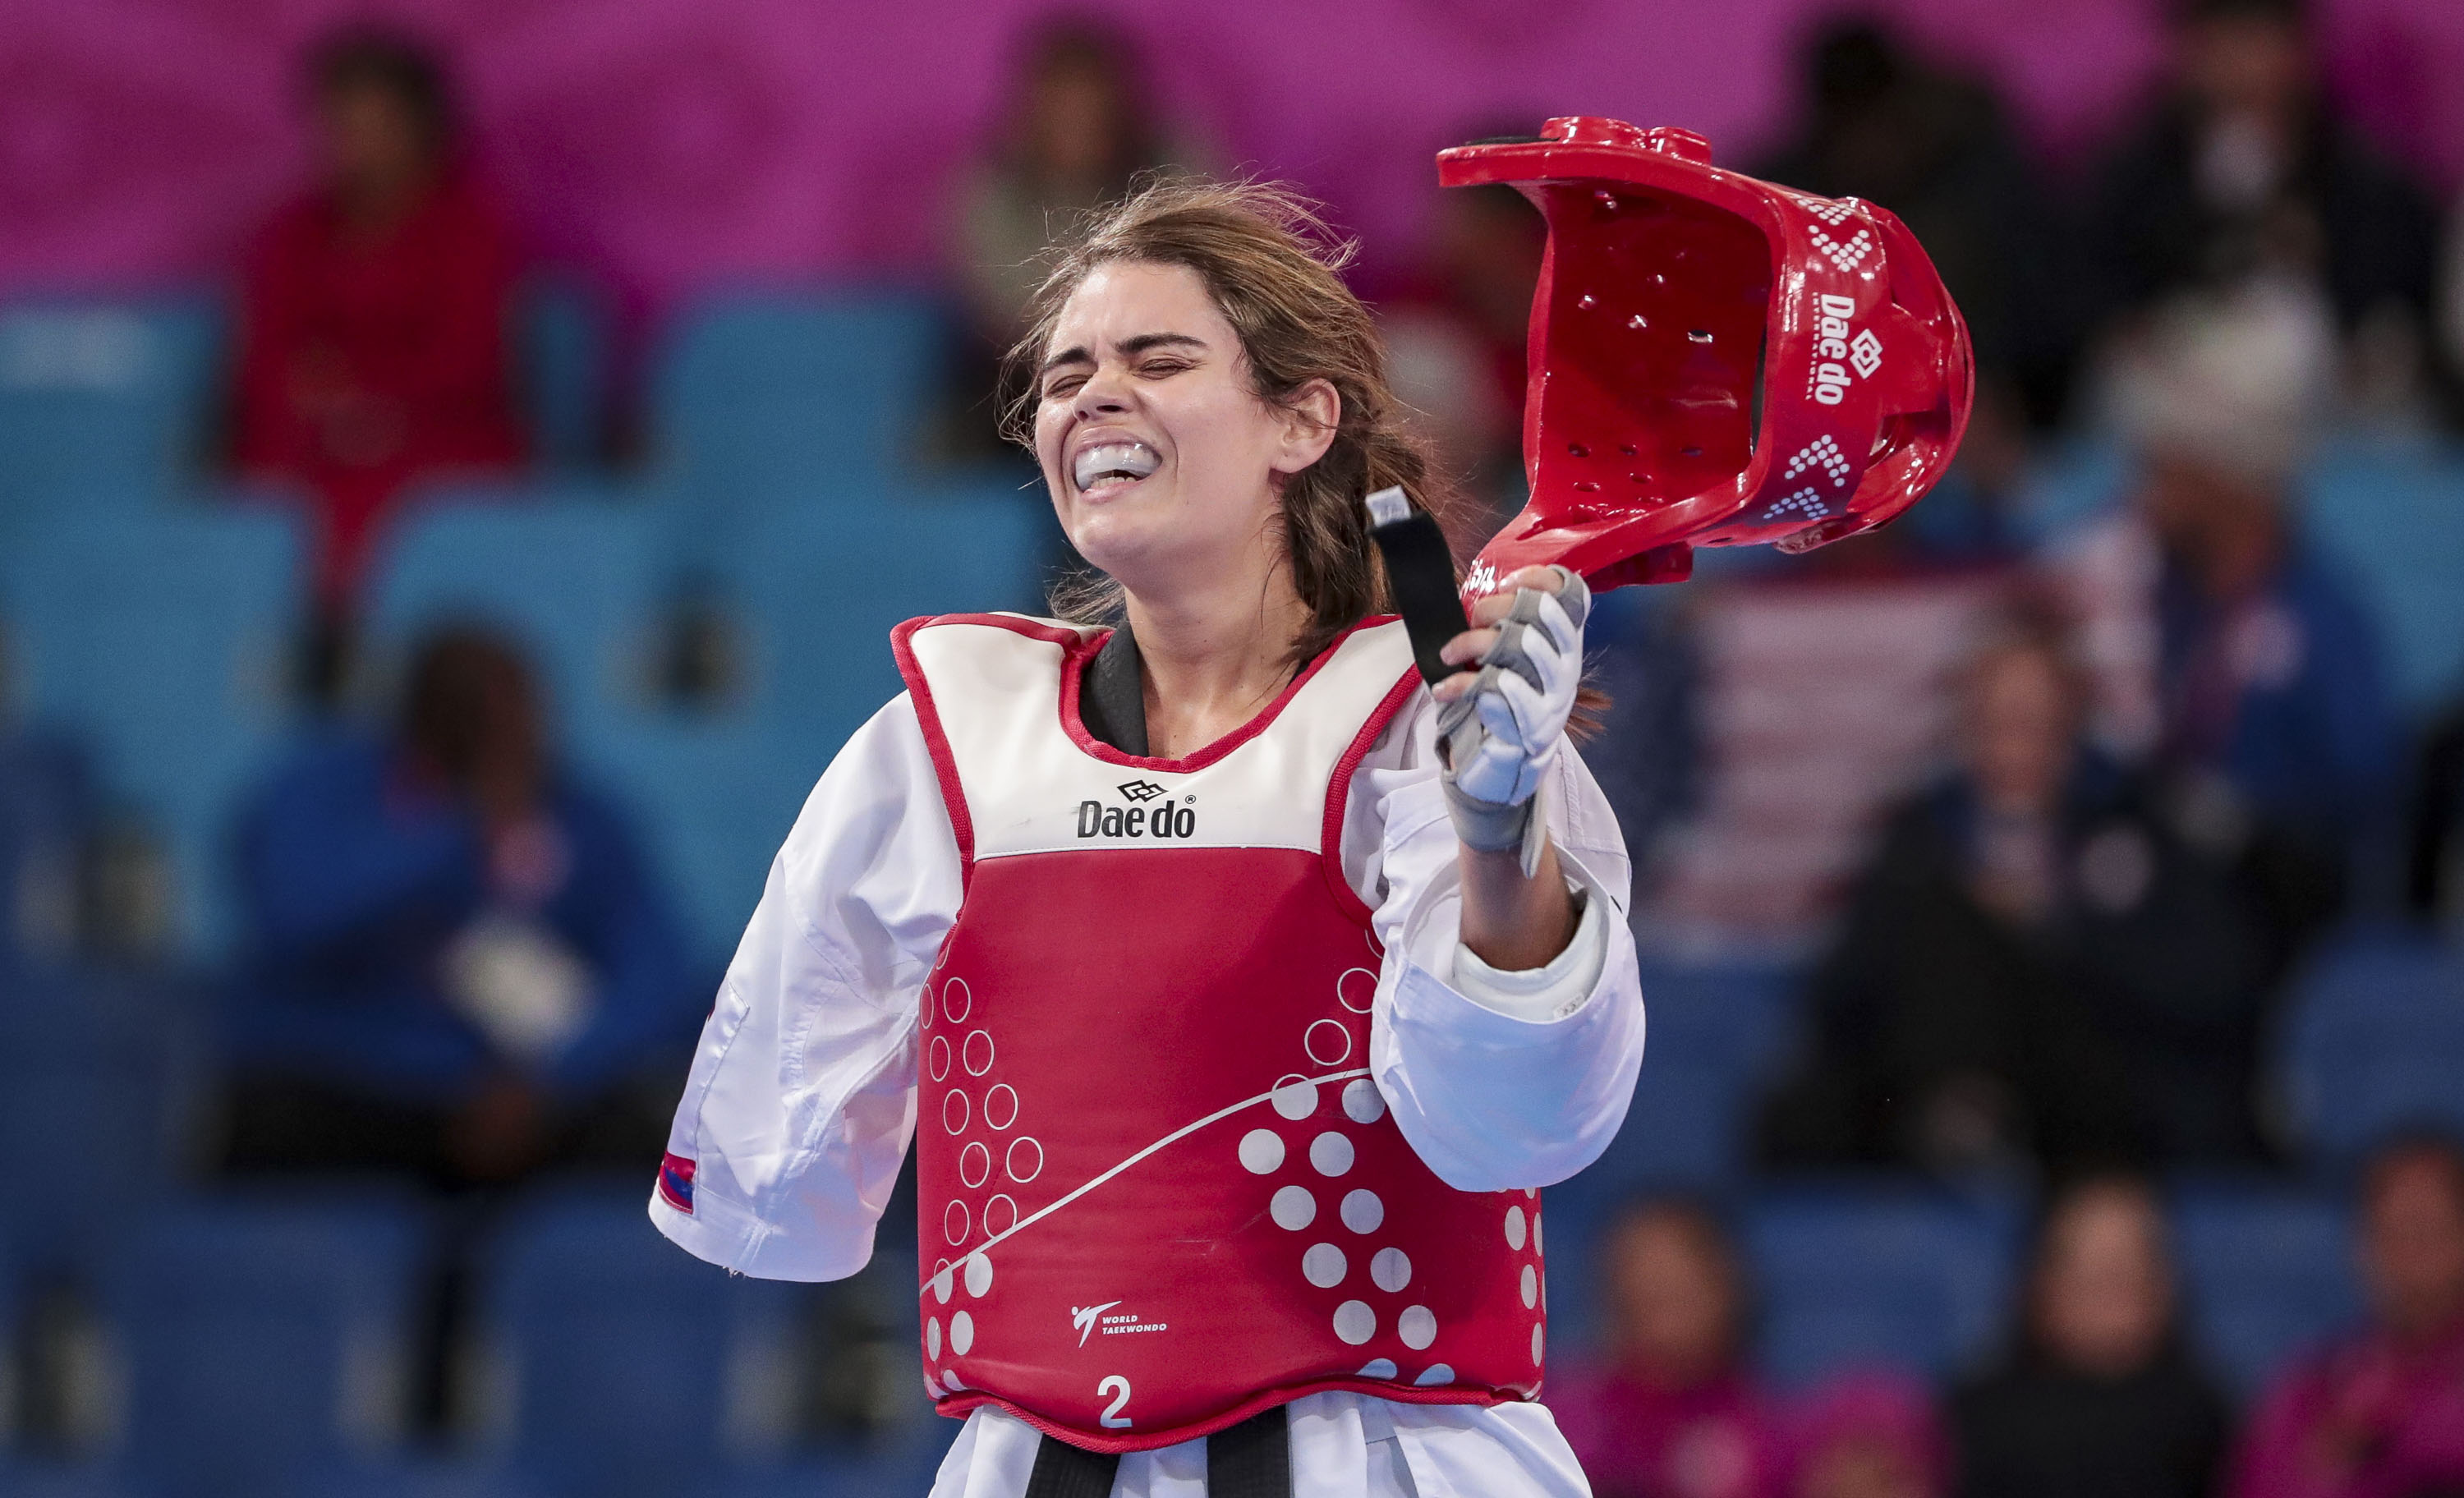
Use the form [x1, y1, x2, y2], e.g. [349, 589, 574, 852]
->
[1071, 440, 1161, 499]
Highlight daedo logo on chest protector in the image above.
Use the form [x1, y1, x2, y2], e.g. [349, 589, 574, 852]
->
[1076, 779, 1198, 840]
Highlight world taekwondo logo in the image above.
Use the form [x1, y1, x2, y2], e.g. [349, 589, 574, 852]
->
[1071, 1301, 1120, 1347]
[1070, 1300, 1170, 1344]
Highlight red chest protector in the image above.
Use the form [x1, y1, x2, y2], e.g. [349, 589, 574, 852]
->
[892, 613, 1551, 1452]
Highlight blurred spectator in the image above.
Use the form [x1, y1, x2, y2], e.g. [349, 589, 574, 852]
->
[2404, 704, 2464, 934]
[2075, 288, 2399, 939]
[1551, 1198, 1791, 1498]
[1952, 1177, 2228, 1498]
[2232, 1135, 2464, 1498]
[1374, 171, 1547, 522]
[1755, 20, 2076, 437]
[942, 17, 1179, 455]
[220, 627, 698, 1191]
[0, 627, 90, 963]
[233, 28, 524, 615]
[2085, 0, 2448, 425]
[1791, 1374, 1950, 1498]
[1758, 614, 2277, 1174]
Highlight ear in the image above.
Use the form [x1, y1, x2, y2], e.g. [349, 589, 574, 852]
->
[1269, 379, 1341, 476]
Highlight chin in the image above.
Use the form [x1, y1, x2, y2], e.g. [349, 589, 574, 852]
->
[1064, 491, 1158, 554]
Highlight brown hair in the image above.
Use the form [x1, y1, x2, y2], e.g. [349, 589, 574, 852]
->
[1000, 178, 1460, 669]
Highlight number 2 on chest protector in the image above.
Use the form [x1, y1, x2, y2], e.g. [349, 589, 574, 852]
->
[1097, 1375, 1133, 1429]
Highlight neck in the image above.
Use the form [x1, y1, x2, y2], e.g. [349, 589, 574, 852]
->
[1119, 559, 1312, 760]
[334, 168, 434, 234]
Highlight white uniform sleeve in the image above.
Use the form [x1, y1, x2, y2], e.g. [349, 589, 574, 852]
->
[649, 694, 957, 1281]
[1348, 696, 1646, 1193]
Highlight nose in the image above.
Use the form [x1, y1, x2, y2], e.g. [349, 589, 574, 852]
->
[1073, 362, 1134, 420]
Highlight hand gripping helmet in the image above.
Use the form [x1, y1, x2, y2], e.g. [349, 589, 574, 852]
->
[1437, 117, 1974, 593]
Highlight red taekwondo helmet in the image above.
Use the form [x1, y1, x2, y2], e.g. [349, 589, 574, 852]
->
[1437, 117, 1974, 595]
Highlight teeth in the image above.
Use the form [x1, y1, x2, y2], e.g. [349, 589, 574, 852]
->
[1073, 441, 1160, 491]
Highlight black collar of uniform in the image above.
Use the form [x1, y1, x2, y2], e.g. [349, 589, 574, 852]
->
[1078, 620, 1147, 757]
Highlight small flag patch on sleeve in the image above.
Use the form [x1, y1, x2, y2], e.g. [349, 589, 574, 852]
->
[658, 1152, 696, 1214]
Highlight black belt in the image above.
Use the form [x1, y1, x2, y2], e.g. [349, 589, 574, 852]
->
[1025, 1406, 1291, 1498]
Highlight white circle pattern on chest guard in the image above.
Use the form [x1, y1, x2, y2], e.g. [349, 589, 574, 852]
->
[984, 1083, 1018, 1130]
[1398, 1306, 1437, 1350]
[1302, 1243, 1346, 1288]
[1239, 1128, 1286, 1174]
[942, 1091, 968, 1136]
[1332, 1300, 1375, 1345]
[940, 978, 971, 1025]
[958, 1141, 991, 1188]
[1370, 1247, 1411, 1293]
[963, 1030, 995, 1076]
[1505, 1204, 1526, 1250]
[1303, 1019, 1354, 1067]
[1271, 1185, 1317, 1230]
[1342, 1078, 1386, 1124]
[1335, 968, 1377, 1014]
[965, 1252, 994, 1298]
[1309, 1132, 1354, 1177]
[1271, 1079, 1318, 1120]
[1004, 1136, 1043, 1183]
[1340, 1189, 1384, 1234]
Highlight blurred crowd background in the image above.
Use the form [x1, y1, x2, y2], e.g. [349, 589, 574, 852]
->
[2, 0, 2463, 1495]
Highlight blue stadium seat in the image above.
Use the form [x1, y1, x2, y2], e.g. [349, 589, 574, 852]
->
[0, 727, 90, 964]
[363, 490, 665, 745]
[0, 297, 221, 515]
[650, 291, 945, 507]
[1582, 1054, 1747, 1192]
[2281, 928, 2464, 1169]
[2301, 443, 2464, 710]
[604, 478, 1047, 959]
[1565, 960, 1800, 1195]
[1744, 1184, 2016, 1389]
[519, 279, 609, 475]
[298, 1459, 546, 1498]
[704, 1428, 961, 1498]
[729, 478, 1046, 747]
[0, 1462, 155, 1498]
[474, 1188, 804, 1498]
[0, 963, 177, 1273]
[586, 719, 797, 971]
[2168, 1178, 2359, 1403]
[0, 505, 305, 955]
[97, 1193, 433, 1498]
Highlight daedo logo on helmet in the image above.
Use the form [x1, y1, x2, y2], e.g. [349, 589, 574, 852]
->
[1077, 780, 1198, 839]
[1809, 294, 1882, 407]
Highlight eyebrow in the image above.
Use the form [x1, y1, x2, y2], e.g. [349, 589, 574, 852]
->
[1037, 332, 1211, 379]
